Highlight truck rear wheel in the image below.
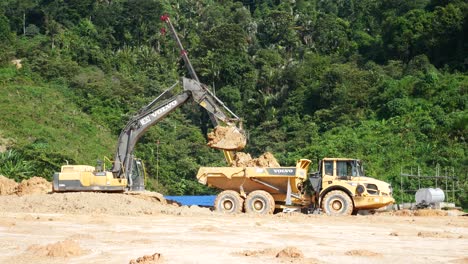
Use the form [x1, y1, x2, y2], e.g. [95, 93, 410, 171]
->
[321, 190, 353, 216]
[245, 190, 275, 214]
[214, 190, 244, 214]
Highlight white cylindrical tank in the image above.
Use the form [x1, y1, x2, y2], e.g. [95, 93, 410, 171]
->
[415, 188, 445, 204]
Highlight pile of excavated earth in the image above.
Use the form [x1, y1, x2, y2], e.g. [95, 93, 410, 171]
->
[0, 175, 51, 196]
[207, 125, 281, 167]
[1, 174, 460, 218]
[231, 152, 280, 167]
[27, 239, 86, 258]
[378, 209, 450, 217]
[128, 247, 309, 264]
[0, 175, 210, 217]
[0, 124, 282, 217]
[129, 253, 163, 264]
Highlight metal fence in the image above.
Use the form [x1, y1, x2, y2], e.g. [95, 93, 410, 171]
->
[399, 165, 462, 204]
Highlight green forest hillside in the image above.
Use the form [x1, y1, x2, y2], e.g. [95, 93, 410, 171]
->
[0, 0, 466, 206]
[0, 67, 116, 179]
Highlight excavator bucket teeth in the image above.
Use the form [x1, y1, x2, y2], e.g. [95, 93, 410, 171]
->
[207, 126, 247, 151]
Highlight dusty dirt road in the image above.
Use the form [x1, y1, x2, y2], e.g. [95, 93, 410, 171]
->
[0, 192, 467, 264]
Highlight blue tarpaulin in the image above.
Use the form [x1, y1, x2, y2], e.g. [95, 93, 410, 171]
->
[165, 195, 216, 207]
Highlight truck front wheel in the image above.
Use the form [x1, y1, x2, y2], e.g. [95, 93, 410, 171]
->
[214, 190, 244, 214]
[321, 190, 353, 216]
[245, 190, 275, 214]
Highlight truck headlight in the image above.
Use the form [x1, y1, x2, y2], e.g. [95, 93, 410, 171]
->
[356, 184, 365, 194]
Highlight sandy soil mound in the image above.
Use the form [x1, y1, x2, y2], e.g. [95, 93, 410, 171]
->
[417, 231, 455, 238]
[232, 152, 280, 167]
[125, 191, 167, 204]
[276, 247, 304, 259]
[414, 209, 448, 216]
[27, 239, 86, 257]
[237, 248, 277, 257]
[390, 210, 413, 216]
[17, 177, 52, 196]
[0, 176, 51, 196]
[129, 253, 163, 264]
[235, 246, 321, 263]
[0, 175, 18, 195]
[383, 209, 448, 217]
[207, 126, 246, 150]
[345, 249, 382, 257]
[232, 152, 253, 166]
[0, 192, 212, 216]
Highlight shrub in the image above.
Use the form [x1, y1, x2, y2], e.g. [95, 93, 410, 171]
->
[0, 150, 34, 181]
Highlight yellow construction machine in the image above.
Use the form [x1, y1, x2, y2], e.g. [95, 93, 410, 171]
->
[197, 158, 394, 215]
[53, 77, 245, 192]
[53, 15, 246, 192]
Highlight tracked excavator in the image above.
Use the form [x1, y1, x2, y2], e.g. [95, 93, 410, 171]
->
[53, 15, 246, 192]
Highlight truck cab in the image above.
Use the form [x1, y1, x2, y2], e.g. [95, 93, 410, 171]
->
[311, 158, 395, 215]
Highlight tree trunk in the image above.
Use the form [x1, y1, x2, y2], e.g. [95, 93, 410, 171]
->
[23, 12, 26, 36]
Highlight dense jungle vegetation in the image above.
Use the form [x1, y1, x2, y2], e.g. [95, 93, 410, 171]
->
[0, 0, 466, 206]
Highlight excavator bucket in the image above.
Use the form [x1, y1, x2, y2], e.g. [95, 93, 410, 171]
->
[207, 126, 247, 151]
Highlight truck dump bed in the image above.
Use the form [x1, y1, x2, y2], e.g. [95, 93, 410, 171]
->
[196, 159, 311, 205]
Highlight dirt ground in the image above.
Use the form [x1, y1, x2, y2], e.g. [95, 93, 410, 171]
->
[0, 192, 466, 264]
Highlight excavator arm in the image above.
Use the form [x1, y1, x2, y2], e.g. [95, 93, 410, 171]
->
[111, 84, 190, 182]
[111, 78, 245, 190]
[160, 15, 239, 127]
[160, 14, 245, 164]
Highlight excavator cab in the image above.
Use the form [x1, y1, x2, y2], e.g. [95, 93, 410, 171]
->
[129, 158, 146, 191]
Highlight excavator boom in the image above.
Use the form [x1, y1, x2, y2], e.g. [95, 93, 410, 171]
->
[160, 14, 246, 153]
[111, 77, 245, 190]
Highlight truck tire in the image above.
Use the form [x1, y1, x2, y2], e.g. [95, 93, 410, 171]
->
[214, 190, 244, 214]
[245, 190, 275, 214]
[321, 190, 353, 216]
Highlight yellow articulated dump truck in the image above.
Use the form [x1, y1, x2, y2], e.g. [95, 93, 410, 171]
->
[197, 158, 394, 215]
